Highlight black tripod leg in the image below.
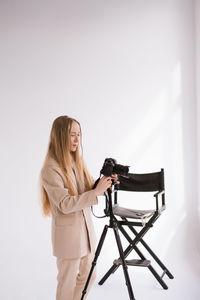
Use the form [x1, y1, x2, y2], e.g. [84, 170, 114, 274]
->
[81, 225, 109, 300]
[113, 226, 136, 300]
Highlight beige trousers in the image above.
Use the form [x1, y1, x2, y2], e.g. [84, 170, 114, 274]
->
[56, 252, 96, 300]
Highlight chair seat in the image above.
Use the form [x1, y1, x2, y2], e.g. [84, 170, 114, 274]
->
[112, 204, 155, 219]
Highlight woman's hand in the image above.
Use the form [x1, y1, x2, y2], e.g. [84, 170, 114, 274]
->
[94, 176, 112, 196]
[111, 173, 120, 184]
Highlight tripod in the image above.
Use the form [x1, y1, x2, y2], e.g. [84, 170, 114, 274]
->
[81, 186, 136, 300]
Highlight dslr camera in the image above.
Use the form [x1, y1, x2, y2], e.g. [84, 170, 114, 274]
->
[100, 158, 129, 177]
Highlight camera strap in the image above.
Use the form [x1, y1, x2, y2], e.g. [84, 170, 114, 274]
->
[91, 205, 107, 218]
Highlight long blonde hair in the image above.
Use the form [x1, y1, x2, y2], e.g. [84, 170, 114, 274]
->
[41, 115, 94, 216]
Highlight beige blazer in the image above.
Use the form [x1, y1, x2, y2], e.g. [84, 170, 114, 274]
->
[40, 156, 98, 259]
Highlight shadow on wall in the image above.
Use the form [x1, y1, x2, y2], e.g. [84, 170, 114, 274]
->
[113, 60, 200, 274]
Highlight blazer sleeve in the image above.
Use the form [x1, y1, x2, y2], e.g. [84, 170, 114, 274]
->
[41, 165, 98, 214]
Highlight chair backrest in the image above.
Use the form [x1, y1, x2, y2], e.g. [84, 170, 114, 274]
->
[116, 169, 164, 192]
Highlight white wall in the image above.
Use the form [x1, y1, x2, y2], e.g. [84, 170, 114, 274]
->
[0, 0, 199, 299]
[196, 0, 200, 230]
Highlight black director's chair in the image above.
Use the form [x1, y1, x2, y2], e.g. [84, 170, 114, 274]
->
[99, 168, 174, 290]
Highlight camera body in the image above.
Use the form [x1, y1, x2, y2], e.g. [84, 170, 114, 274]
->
[100, 158, 129, 177]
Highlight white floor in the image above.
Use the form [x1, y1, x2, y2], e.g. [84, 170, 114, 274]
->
[1, 240, 199, 300]
[88, 265, 199, 300]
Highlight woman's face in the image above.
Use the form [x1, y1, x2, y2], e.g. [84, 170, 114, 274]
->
[70, 121, 81, 152]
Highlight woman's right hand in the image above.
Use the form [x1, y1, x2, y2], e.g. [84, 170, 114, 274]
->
[94, 176, 112, 196]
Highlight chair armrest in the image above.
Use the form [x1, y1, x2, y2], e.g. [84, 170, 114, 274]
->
[153, 190, 166, 212]
[153, 190, 165, 197]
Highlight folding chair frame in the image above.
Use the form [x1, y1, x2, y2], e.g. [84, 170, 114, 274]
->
[98, 169, 174, 290]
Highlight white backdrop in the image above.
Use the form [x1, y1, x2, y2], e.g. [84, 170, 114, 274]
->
[0, 0, 200, 299]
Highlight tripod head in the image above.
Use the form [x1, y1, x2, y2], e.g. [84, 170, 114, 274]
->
[104, 179, 117, 217]
[92, 177, 118, 219]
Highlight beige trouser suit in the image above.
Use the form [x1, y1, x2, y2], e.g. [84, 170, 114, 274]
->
[40, 156, 98, 300]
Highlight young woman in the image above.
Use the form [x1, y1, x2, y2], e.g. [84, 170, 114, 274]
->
[40, 115, 114, 300]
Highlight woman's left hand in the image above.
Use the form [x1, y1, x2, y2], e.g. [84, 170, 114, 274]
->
[111, 173, 120, 184]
